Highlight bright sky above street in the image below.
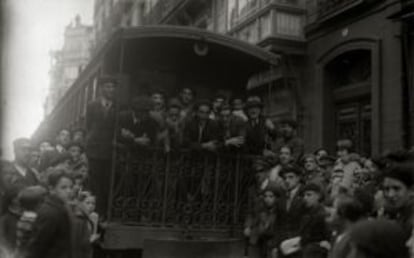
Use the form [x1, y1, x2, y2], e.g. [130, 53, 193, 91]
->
[2, 0, 93, 160]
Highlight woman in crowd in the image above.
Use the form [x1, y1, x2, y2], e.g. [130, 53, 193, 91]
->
[27, 169, 73, 258]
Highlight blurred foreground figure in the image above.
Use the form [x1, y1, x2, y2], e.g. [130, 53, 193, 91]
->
[347, 219, 408, 258]
[27, 169, 74, 258]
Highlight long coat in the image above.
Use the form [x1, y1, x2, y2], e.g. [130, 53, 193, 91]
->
[85, 99, 116, 160]
[245, 116, 275, 155]
[274, 187, 306, 247]
[27, 195, 72, 258]
[2, 162, 39, 212]
[299, 204, 330, 258]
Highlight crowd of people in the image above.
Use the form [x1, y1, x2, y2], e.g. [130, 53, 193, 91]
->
[0, 76, 414, 258]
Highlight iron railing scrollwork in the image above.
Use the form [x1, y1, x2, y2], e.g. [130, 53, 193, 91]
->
[109, 147, 256, 231]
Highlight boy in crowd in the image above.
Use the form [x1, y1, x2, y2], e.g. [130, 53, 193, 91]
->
[163, 98, 184, 152]
[179, 87, 195, 121]
[28, 169, 74, 258]
[335, 139, 361, 191]
[274, 164, 306, 257]
[381, 162, 414, 236]
[231, 96, 248, 122]
[298, 183, 330, 258]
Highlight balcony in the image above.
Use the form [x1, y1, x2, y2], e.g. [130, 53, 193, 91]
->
[143, 0, 187, 24]
[307, 0, 382, 24]
[318, 0, 364, 18]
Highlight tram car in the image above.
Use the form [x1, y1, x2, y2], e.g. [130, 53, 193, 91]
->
[33, 26, 279, 257]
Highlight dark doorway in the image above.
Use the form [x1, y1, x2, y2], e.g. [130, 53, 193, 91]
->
[324, 49, 372, 155]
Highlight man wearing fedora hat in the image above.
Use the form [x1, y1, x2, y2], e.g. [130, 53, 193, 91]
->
[244, 97, 276, 155]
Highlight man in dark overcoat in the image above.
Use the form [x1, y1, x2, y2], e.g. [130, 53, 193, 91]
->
[2, 138, 38, 212]
[85, 76, 117, 217]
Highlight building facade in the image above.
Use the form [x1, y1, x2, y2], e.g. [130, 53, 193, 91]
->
[45, 15, 93, 116]
[88, 0, 412, 155]
[304, 0, 411, 156]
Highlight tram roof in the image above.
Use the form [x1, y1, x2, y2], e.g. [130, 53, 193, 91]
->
[120, 25, 279, 65]
[94, 25, 281, 76]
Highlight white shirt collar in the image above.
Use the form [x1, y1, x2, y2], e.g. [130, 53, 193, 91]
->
[289, 185, 300, 199]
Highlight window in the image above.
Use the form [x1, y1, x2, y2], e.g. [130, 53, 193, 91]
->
[238, 0, 258, 18]
[237, 20, 259, 44]
[227, 0, 238, 30]
[260, 11, 272, 40]
[215, 0, 228, 33]
[275, 12, 303, 37]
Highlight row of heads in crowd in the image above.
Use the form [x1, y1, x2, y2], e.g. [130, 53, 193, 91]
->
[98, 77, 281, 123]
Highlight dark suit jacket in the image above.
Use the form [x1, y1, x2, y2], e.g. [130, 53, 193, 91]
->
[28, 195, 72, 258]
[300, 204, 330, 245]
[245, 116, 274, 155]
[85, 100, 116, 159]
[118, 110, 158, 145]
[182, 118, 220, 150]
[300, 205, 330, 258]
[217, 115, 247, 151]
[2, 162, 38, 191]
[274, 187, 306, 246]
[2, 162, 39, 211]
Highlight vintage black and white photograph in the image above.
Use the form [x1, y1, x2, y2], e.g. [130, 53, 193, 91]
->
[0, 0, 414, 258]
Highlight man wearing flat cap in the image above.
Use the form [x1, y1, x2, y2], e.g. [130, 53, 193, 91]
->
[85, 75, 117, 216]
[118, 96, 158, 147]
[271, 118, 304, 162]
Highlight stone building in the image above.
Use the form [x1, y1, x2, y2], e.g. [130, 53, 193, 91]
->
[44, 0, 412, 155]
[45, 15, 93, 116]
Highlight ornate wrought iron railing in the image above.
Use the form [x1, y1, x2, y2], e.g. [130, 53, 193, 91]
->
[108, 147, 256, 231]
